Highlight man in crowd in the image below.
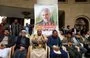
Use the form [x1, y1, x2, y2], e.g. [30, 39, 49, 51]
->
[24, 23, 29, 34]
[85, 31, 90, 43]
[71, 25, 79, 35]
[29, 24, 34, 35]
[64, 31, 87, 58]
[30, 29, 47, 58]
[13, 30, 30, 58]
[0, 18, 10, 35]
[0, 29, 15, 58]
[74, 32, 87, 56]
[84, 31, 90, 57]
[66, 25, 71, 33]
[63, 32, 82, 58]
[11, 19, 22, 36]
[47, 30, 68, 58]
[0, 29, 15, 48]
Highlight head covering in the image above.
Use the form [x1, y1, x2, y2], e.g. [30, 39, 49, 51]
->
[21, 30, 27, 33]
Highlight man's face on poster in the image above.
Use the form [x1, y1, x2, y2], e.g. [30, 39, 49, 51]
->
[41, 8, 51, 22]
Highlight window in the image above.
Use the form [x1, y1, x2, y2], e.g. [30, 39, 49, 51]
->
[75, 0, 88, 2]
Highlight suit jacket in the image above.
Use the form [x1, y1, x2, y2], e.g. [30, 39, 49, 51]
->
[15, 36, 30, 50]
[0, 35, 15, 47]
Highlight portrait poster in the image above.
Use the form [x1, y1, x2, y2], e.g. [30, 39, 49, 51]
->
[34, 4, 58, 36]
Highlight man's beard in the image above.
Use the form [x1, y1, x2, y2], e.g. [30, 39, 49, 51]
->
[43, 19, 48, 23]
[43, 18, 51, 23]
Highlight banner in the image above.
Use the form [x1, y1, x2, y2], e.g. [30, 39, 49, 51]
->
[34, 4, 58, 36]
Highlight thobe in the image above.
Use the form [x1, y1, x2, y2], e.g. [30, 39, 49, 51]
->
[47, 36, 68, 58]
[0, 48, 11, 58]
[30, 34, 47, 58]
[0, 35, 13, 58]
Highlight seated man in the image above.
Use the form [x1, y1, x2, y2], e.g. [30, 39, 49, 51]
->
[30, 29, 47, 58]
[72, 32, 87, 55]
[13, 30, 30, 58]
[64, 32, 86, 58]
[84, 31, 90, 57]
[47, 30, 68, 58]
[0, 29, 15, 58]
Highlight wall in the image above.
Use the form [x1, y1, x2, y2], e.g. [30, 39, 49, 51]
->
[0, 0, 90, 30]
[59, 0, 90, 30]
[0, 0, 36, 8]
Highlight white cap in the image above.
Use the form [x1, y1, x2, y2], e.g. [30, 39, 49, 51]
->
[21, 30, 27, 33]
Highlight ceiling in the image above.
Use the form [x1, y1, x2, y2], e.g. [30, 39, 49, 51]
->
[0, 5, 34, 19]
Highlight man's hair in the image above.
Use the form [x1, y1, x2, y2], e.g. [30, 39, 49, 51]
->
[42, 8, 50, 13]
[67, 25, 70, 28]
[52, 30, 57, 34]
[66, 31, 72, 35]
[41, 8, 51, 16]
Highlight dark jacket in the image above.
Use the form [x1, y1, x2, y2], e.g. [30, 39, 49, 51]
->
[15, 36, 30, 50]
[47, 35, 62, 50]
[0, 35, 15, 47]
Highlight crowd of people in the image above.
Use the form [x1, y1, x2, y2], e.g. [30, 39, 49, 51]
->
[0, 18, 90, 58]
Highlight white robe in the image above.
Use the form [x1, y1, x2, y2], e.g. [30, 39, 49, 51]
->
[30, 34, 47, 58]
[30, 48, 47, 58]
[0, 48, 11, 58]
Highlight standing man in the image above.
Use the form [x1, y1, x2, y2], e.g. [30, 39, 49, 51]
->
[24, 23, 29, 34]
[0, 18, 10, 35]
[29, 24, 34, 35]
[11, 19, 22, 36]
